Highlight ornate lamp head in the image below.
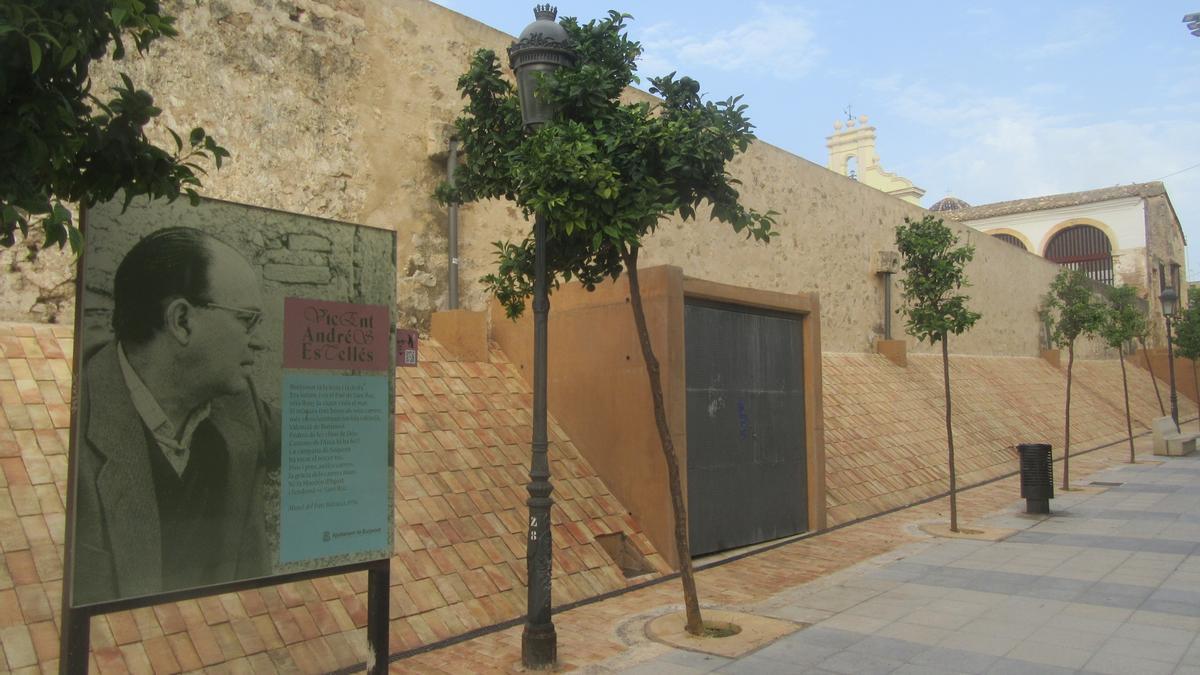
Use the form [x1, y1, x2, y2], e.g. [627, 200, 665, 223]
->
[508, 5, 577, 128]
[1161, 286, 1179, 318]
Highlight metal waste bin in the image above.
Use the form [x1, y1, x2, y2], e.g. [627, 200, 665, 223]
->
[1017, 443, 1054, 514]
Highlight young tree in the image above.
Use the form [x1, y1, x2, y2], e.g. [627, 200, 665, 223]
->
[1139, 320, 1167, 417]
[1, 2, 228, 251]
[1100, 285, 1149, 463]
[1043, 268, 1106, 490]
[437, 12, 775, 636]
[894, 215, 981, 533]
[1172, 286, 1200, 431]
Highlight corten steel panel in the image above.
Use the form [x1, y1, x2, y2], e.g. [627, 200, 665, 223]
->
[684, 299, 807, 556]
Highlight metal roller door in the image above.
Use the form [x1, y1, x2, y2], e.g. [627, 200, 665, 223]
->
[684, 299, 807, 556]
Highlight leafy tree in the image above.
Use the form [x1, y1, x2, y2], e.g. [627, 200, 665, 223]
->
[1172, 286, 1200, 432]
[438, 11, 775, 636]
[1100, 285, 1149, 462]
[894, 215, 980, 533]
[1043, 268, 1106, 489]
[1, 1, 228, 252]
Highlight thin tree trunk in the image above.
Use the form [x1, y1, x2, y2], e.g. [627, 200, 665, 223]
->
[1140, 336, 1165, 416]
[1063, 342, 1074, 491]
[621, 245, 704, 636]
[1194, 360, 1199, 432]
[1120, 350, 1134, 463]
[941, 335, 958, 532]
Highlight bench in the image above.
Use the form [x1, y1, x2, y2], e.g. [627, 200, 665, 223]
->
[1152, 416, 1198, 456]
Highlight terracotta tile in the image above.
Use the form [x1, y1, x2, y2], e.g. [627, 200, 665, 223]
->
[153, 604, 187, 635]
[0, 625, 37, 669]
[14, 585, 51, 624]
[212, 621, 247, 661]
[5, 552, 36, 586]
[267, 607, 304, 645]
[187, 622, 225, 666]
[93, 644, 127, 675]
[250, 614, 284, 652]
[405, 578, 447, 613]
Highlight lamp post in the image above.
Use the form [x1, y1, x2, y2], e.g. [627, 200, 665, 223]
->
[1162, 286, 1180, 431]
[508, 5, 575, 669]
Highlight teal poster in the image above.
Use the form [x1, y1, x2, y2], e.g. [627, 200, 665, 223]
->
[280, 372, 391, 563]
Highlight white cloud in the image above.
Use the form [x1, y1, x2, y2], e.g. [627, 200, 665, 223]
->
[638, 5, 823, 81]
[879, 79, 1200, 276]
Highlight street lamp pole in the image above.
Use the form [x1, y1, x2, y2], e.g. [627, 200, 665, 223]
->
[1162, 286, 1180, 431]
[508, 6, 575, 669]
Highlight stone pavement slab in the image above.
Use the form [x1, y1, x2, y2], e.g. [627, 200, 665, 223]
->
[582, 450, 1200, 674]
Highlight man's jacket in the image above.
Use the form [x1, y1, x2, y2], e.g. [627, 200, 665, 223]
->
[69, 342, 279, 606]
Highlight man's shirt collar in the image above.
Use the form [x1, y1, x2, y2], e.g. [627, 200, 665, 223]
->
[117, 343, 212, 477]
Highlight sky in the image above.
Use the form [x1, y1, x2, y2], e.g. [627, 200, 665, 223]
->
[431, 1, 1200, 278]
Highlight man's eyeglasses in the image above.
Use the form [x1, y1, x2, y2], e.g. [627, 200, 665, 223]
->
[195, 301, 263, 332]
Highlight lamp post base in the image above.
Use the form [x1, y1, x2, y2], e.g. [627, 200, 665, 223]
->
[522, 622, 557, 670]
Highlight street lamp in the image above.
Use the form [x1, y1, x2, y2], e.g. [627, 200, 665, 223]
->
[1162, 286, 1180, 430]
[508, 5, 575, 669]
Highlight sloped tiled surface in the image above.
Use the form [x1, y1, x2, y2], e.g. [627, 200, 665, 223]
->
[0, 322, 669, 673]
[822, 352, 1195, 525]
[2, 319, 1195, 673]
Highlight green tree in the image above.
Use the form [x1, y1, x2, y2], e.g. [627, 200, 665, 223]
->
[1172, 286, 1200, 432]
[894, 215, 981, 533]
[1100, 285, 1149, 463]
[1, 1, 228, 252]
[437, 12, 775, 636]
[1043, 268, 1106, 489]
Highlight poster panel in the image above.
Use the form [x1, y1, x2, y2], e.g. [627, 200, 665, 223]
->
[65, 196, 396, 608]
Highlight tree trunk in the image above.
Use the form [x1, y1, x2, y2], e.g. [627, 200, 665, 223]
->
[1140, 336, 1165, 416]
[1120, 350, 1134, 463]
[1063, 342, 1074, 491]
[942, 335, 958, 532]
[620, 245, 704, 636]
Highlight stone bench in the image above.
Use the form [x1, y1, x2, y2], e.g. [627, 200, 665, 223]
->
[1152, 416, 1198, 456]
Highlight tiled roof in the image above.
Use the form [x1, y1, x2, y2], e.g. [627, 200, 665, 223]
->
[942, 182, 1166, 221]
[0, 322, 669, 673]
[822, 352, 1190, 525]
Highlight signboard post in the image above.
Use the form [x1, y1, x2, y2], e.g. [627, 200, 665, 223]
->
[59, 198, 397, 674]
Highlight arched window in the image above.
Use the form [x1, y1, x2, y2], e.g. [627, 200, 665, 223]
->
[991, 233, 1027, 251]
[846, 155, 858, 180]
[1044, 224, 1114, 285]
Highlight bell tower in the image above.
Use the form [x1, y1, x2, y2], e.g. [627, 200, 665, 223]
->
[826, 115, 925, 205]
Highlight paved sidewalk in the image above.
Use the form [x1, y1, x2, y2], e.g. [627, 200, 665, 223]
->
[621, 452, 1200, 674]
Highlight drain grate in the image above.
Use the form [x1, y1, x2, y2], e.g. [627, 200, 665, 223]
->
[1090, 481, 1124, 487]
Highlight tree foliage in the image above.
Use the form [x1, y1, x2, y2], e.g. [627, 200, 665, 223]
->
[1172, 286, 1200, 362]
[438, 10, 776, 637]
[436, 11, 776, 314]
[1101, 284, 1150, 463]
[1099, 285, 1148, 350]
[1043, 269, 1106, 348]
[1043, 268, 1106, 488]
[1, 1, 228, 251]
[894, 215, 981, 343]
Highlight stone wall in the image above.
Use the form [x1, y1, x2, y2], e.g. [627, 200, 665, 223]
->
[6, 0, 1098, 357]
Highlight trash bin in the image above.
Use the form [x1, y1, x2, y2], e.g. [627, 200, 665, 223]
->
[1017, 443, 1054, 514]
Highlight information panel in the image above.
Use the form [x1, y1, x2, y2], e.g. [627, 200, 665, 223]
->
[281, 373, 390, 562]
[65, 196, 396, 608]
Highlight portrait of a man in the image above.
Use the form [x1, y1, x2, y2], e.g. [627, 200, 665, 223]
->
[71, 226, 280, 605]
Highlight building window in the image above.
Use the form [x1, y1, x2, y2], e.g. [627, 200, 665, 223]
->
[1044, 224, 1114, 286]
[991, 233, 1027, 251]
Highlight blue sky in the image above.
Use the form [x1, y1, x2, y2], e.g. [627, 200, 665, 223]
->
[431, 2, 1200, 278]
